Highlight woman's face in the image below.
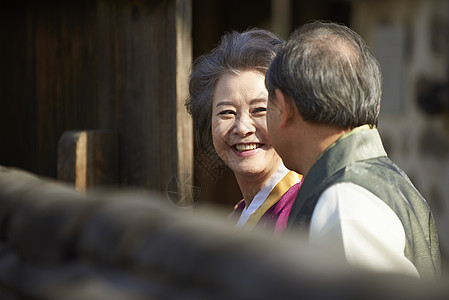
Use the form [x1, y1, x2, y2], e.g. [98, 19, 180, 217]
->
[211, 70, 282, 179]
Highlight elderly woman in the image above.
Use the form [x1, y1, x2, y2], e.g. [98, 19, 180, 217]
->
[186, 29, 303, 234]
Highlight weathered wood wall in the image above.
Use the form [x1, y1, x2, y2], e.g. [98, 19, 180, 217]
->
[0, 0, 193, 197]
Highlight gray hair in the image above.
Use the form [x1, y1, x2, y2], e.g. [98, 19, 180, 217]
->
[186, 29, 283, 150]
[265, 21, 382, 127]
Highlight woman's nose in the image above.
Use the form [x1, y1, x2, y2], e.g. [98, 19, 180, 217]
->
[233, 114, 255, 136]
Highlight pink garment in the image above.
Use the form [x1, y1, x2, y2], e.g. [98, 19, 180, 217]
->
[231, 181, 302, 235]
[261, 181, 302, 235]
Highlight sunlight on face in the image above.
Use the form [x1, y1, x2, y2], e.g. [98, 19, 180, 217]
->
[211, 70, 282, 180]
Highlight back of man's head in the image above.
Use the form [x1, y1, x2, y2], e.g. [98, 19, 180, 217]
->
[266, 21, 382, 128]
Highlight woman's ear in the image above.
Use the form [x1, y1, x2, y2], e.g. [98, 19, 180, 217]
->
[274, 89, 296, 128]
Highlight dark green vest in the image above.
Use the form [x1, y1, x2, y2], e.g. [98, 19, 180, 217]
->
[288, 128, 441, 278]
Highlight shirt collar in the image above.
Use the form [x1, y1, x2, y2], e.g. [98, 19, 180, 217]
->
[301, 125, 387, 201]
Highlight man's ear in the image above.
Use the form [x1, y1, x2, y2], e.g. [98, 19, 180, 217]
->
[274, 89, 296, 128]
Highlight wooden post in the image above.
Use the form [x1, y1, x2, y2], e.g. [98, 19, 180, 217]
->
[95, 0, 193, 202]
[57, 130, 118, 192]
[175, 0, 194, 205]
[271, 0, 291, 38]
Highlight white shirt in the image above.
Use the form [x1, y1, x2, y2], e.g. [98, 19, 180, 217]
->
[235, 165, 289, 228]
[309, 182, 420, 277]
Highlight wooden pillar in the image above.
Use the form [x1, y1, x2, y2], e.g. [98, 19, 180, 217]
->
[57, 130, 119, 192]
[95, 0, 193, 201]
[271, 0, 291, 38]
[55, 0, 193, 202]
[175, 0, 194, 205]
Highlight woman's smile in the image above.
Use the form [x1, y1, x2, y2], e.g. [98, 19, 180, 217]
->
[234, 143, 262, 152]
[211, 70, 282, 178]
[232, 143, 265, 157]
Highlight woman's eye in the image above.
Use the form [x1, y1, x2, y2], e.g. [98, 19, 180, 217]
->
[218, 110, 235, 116]
[252, 107, 267, 114]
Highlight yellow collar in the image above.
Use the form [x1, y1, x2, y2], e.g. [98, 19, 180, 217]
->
[245, 171, 302, 230]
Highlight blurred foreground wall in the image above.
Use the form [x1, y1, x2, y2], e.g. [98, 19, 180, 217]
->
[0, 166, 448, 299]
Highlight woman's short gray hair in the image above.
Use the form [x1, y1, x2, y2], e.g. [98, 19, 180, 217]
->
[186, 29, 283, 150]
[266, 21, 382, 128]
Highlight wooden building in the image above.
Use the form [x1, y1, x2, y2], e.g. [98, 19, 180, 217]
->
[0, 0, 352, 209]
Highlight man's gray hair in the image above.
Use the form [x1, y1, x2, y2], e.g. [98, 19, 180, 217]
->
[266, 21, 382, 128]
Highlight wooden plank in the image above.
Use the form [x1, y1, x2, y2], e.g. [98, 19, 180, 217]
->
[34, 1, 98, 177]
[175, 0, 194, 205]
[95, 0, 193, 200]
[57, 130, 118, 192]
[271, 0, 291, 38]
[0, 5, 37, 173]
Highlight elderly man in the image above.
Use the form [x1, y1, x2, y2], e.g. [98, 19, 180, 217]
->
[265, 20, 440, 279]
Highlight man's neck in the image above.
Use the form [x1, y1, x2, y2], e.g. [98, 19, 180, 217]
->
[300, 123, 351, 177]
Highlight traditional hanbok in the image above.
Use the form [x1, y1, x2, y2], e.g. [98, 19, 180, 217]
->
[231, 165, 303, 235]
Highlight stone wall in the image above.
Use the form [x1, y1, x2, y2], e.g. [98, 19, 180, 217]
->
[351, 0, 449, 261]
[0, 166, 448, 299]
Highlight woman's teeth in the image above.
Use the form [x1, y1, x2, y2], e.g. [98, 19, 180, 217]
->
[235, 143, 259, 152]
